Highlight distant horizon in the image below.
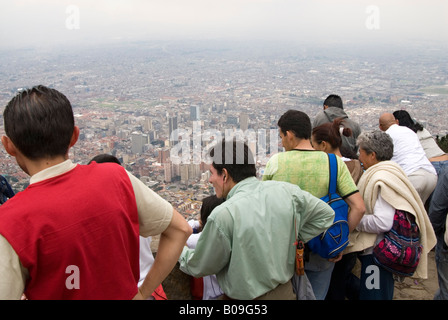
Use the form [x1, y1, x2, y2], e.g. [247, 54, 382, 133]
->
[1, 36, 447, 60]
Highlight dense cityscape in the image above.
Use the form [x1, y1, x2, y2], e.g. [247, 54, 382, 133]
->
[1, 40, 447, 219]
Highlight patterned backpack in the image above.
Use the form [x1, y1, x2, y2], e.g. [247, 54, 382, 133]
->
[373, 209, 422, 277]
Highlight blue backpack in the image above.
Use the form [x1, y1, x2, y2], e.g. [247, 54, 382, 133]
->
[307, 153, 350, 259]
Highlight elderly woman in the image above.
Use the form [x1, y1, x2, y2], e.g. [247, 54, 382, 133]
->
[345, 130, 436, 300]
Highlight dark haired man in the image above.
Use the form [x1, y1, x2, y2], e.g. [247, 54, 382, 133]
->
[0, 85, 191, 299]
[313, 94, 362, 157]
[263, 109, 365, 299]
[179, 139, 335, 300]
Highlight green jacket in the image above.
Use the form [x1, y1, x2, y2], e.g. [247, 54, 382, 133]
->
[179, 177, 334, 299]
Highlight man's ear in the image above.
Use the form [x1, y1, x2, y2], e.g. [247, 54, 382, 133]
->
[1, 136, 18, 157]
[69, 126, 80, 148]
[222, 168, 228, 181]
[285, 130, 295, 140]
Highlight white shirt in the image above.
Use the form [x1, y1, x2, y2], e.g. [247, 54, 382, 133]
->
[356, 192, 395, 255]
[386, 124, 436, 176]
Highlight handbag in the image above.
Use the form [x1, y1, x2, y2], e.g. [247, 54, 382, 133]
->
[373, 209, 423, 277]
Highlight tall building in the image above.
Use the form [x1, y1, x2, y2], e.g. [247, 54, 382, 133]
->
[190, 105, 200, 121]
[164, 161, 172, 183]
[158, 147, 170, 164]
[144, 117, 153, 131]
[131, 132, 149, 154]
[169, 116, 178, 145]
[131, 132, 144, 154]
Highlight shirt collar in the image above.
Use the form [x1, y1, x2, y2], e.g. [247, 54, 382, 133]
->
[226, 176, 258, 200]
[29, 159, 77, 185]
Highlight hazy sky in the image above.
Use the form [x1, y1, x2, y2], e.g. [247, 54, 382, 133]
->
[1, 0, 447, 49]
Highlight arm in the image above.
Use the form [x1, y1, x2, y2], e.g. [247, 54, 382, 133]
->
[344, 191, 366, 232]
[293, 188, 336, 243]
[312, 111, 327, 128]
[134, 209, 192, 300]
[0, 235, 26, 299]
[429, 171, 448, 235]
[179, 214, 232, 278]
[356, 193, 394, 234]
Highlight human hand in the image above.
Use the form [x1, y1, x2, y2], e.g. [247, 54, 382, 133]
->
[328, 252, 343, 263]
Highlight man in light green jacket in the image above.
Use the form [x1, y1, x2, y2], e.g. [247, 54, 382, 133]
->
[179, 139, 335, 300]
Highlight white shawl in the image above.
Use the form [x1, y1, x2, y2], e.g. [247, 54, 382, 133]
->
[346, 160, 436, 279]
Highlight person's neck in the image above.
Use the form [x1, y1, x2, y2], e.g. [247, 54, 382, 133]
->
[27, 156, 69, 177]
[291, 139, 314, 151]
[332, 149, 343, 158]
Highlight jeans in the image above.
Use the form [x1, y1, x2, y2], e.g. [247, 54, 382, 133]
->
[305, 252, 335, 300]
[359, 254, 394, 300]
[432, 160, 448, 177]
[434, 235, 448, 300]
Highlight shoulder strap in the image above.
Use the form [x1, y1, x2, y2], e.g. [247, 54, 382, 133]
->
[327, 153, 338, 194]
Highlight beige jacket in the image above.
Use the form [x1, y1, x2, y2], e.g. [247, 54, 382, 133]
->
[345, 160, 436, 279]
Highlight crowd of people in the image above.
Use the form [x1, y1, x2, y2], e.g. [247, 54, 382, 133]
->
[0, 86, 447, 300]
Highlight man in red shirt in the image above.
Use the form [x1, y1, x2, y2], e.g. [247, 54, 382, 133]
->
[0, 85, 191, 299]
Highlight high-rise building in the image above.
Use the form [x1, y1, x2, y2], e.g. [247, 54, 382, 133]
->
[158, 147, 171, 164]
[169, 116, 178, 145]
[190, 105, 200, 121]
[164, 161, 172, 183]
[131, 132, 149, 154]
[131, 132, 144, 154]
[144, 117, 153, 131]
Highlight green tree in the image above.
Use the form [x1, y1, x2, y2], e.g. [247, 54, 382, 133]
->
[436, 133, 448, 153]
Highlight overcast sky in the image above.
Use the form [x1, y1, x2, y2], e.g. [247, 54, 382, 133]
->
[0, 0, 447, 49]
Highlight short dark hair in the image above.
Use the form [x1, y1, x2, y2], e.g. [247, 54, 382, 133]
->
[89, 154, 121, 165]
[323, 94, 343, 109]
[393, 110, 423, 133]
[209, 139, 256, 183]
[277, 109, 311, 140]
[200, 195, 225, 227]
[3, 85, 75, 160]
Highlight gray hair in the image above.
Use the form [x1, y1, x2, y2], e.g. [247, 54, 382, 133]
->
[357, 130, 394, 161]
